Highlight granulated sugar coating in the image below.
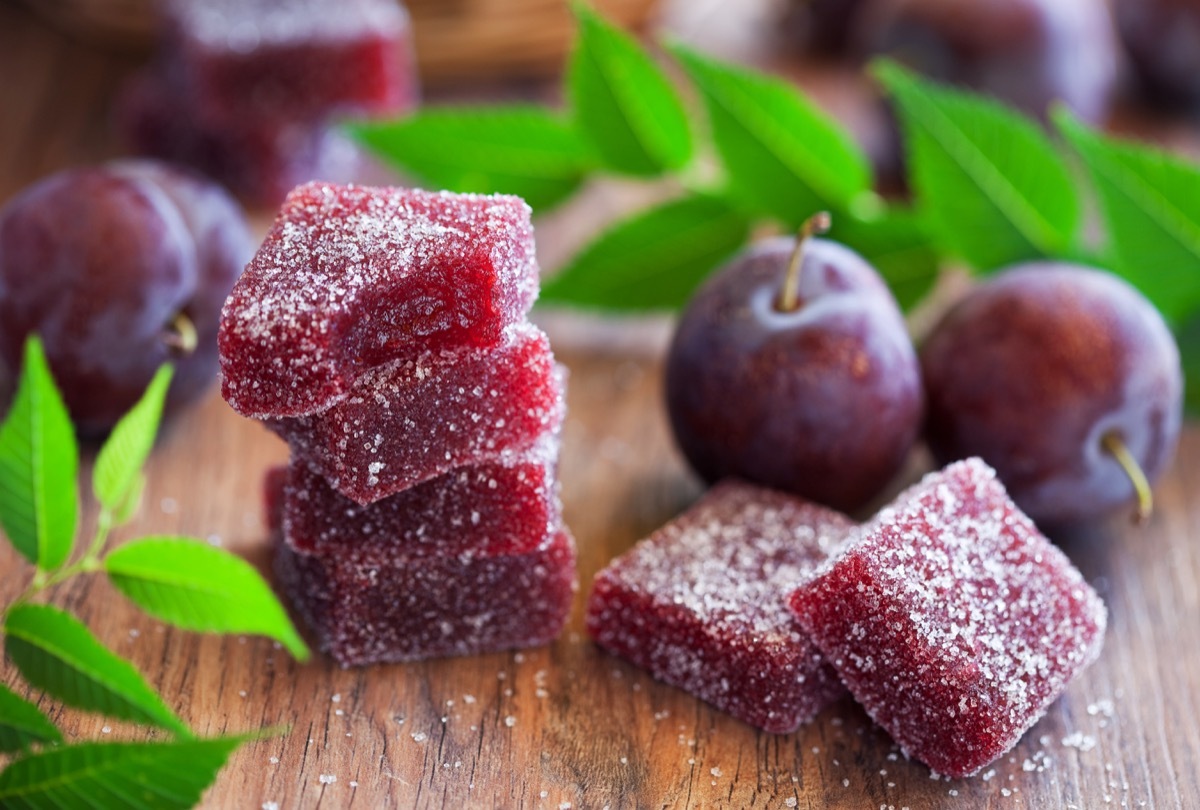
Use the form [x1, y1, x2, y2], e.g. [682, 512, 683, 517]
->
[281, 436, 561, 558]
[164, 0, 416, 121]
[586, 480, 854, 733]
[789, 458, 1107, 778]
[219, 183, 539, 419]
[117, 73, 350, 208]
[269, 473, 576, 667]
[269, 323, 564, 504]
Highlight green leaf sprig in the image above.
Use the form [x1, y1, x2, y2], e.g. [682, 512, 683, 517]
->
[349, 3, 1200, 411]
[0, 337, 308, 808]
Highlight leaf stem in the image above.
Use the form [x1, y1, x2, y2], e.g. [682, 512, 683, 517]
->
[4, 509, 114, 618]
[776, 211, 831, 312]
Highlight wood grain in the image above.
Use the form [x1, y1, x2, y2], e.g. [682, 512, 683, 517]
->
[2, 2, 1200, 807]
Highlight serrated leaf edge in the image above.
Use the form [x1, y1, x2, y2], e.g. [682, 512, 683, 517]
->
[4, 604, 191, 737]
[876, 62, 1074, 262]
[671, 43, 870, 211]
[103, 538, 309, 661]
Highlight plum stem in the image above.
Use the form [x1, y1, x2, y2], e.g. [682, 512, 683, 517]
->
[1101, 431, 1153, 524]
[776, 212, 831, 312]
[163, 311, 198, 356]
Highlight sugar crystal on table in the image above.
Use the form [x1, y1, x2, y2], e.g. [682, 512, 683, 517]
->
[219, 182, 540, 419]
[586, 480, 853, 733]
[282, 436, 561, 559]
[268, 471, 575, 667]
[788, 458, 1107, 778]
[269, 323, 564, 504]
[163, 0, 417, 122]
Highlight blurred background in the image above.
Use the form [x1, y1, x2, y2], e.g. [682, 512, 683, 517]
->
[4, 0, 1198, 212]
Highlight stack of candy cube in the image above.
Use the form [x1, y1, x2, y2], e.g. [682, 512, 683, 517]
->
[219, 181, 575, 667]
[118, 0, 418, 206]
[587, 459, 1107, 777]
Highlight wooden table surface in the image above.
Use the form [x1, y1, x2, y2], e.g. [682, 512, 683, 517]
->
[2, 1, 1199, 807]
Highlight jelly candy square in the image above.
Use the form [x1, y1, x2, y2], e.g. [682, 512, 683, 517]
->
[282, 436, 561, 559]
[587, 480, 852, 733]
[788, 458, 1107, 777]
[268, 471, 575, 666]
[163, 0, 417, 121]
[117, 72, 353, 207]
[219, 182, 540, 419]
[269, 323, 564, 504]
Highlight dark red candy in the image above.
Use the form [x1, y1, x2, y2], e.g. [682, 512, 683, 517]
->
[267, 471, 575, 667]
[269, 323, 564, 504]
[116, 72, 354, 208]
[789, 458, 1107, 777]
[219, 183, 540, 419]
[163, 0, 417, 121]
[586, 480, 853, 733]
[282, 438, 561, 559]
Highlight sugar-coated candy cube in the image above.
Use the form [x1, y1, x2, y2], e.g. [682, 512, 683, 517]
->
[268, 476, 576, 666]
[586, 480, 853, 733]
[270, 323, 564, 504]
[789, 458, 1107, 778]
[117, 73, 358, 207]
[282, 436, 561, 559]
[219, 182, 540, 419]
[163, 0, 417, 121]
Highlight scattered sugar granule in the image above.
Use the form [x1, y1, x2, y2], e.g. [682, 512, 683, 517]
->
[319, 774, 336, 785]
[331, 693, 341, 703]
[269, 756, 280, 765]
[1062, 732, 1098, 752]
[785, 799, 798, 808]
[411, 732, 428, 743]
[504, 716, 517, 728]
[101, 726, 111, 734]
[263, 803, 279, 810]
[463, 694, 476, 704]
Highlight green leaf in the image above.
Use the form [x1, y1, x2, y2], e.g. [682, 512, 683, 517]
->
[93, 365, 172, 517]
[4, 604, 189, 737]
[829, 207, 941, 311]
[347, 107, 593, 211]
[671, 44, 872, 225]
[874, 61, 1081, 272]
[104, 537, 309, 661]
[1055, 109, 1200, 325]
[540, 194, 751, 311]
[1175, 313, 1200, 417]
[111, 473, 146, 527]
[0, 683, 62, 754]
[0, 337, 78, 571]
[567, 2, 692, 176]
[0, 736, 247, 809]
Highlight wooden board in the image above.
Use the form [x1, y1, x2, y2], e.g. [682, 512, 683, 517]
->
[2, 3, 1200, 807]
